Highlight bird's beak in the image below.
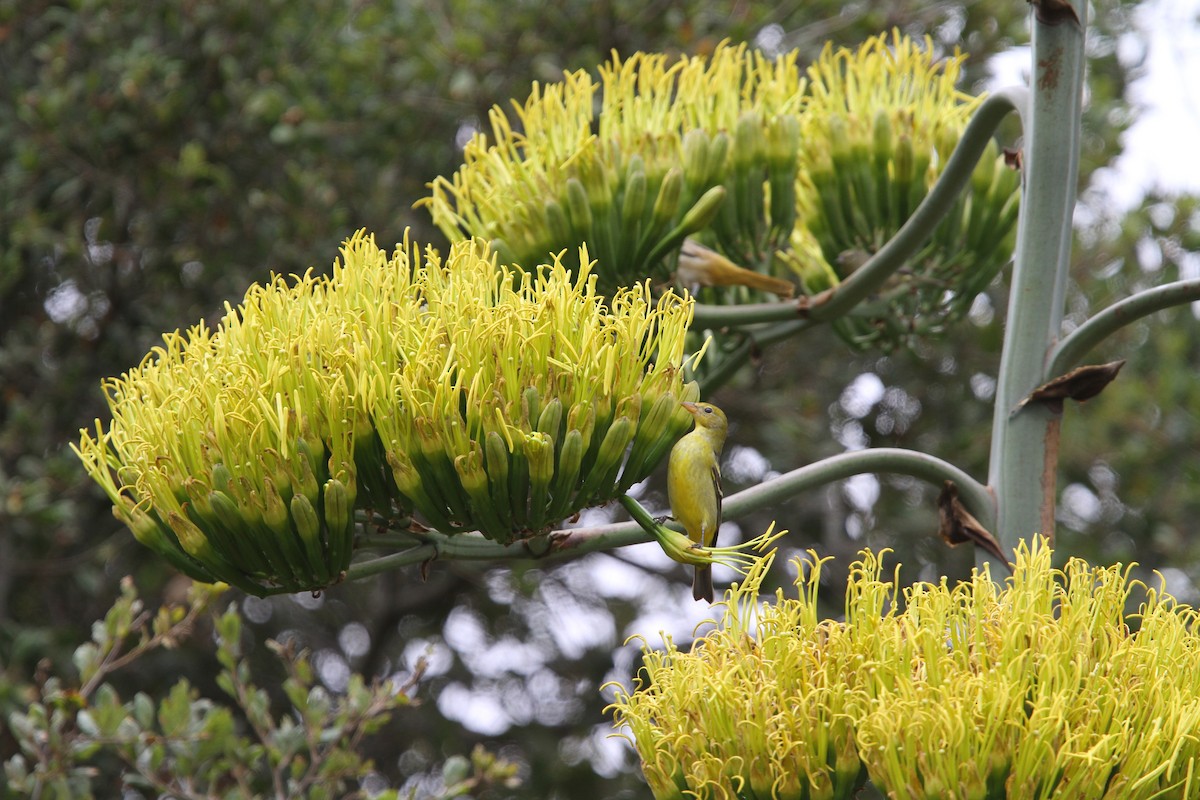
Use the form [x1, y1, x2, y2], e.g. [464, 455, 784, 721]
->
[681, 401, 699, 415]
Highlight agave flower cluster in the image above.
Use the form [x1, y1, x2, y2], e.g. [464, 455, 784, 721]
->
[609, 540, 1200, 799]
[786, 31, 1022, 349]
[423, 32, 1019, 347]
[422, 42, 805, 299]
[74, 231, 699, 595]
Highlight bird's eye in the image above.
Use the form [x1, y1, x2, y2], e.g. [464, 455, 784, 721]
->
[703, 406, 713, 414]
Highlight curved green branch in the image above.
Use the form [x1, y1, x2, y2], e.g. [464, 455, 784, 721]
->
[344, 448, 991, 581]
[1047, 279, 1200, 378]
[344, 518, 652, 582]
[724, 447, 994, 528]
[690, 88, 1029, 330]
[345, 543, 439, 581]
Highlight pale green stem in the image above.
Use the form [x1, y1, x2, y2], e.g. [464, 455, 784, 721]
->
[1047, 279, 1200, 377]
[690, 88, 1028, 330]
[725, 447, 994, 529]
[345, 447, 990, 580]
[986, 2, 1087, 552]
[346, 544, 438, 580]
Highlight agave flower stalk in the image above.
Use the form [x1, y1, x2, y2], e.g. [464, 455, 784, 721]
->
[75, 232, 700, 595]
[784, 30, 1021, 351]
[610, 539, 1200, 799]
[421, 44, 806, 299]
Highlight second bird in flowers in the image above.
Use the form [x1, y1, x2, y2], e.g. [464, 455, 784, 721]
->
[667, 401, 728, 602]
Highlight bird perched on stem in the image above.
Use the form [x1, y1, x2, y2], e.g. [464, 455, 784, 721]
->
[667, 401, 728, 601]
[676, 239, 795, 298]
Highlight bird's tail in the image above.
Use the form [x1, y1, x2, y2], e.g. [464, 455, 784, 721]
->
[693, 565, 713, 602]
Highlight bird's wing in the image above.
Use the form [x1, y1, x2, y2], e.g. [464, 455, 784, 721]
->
[710, 461, 722, 547]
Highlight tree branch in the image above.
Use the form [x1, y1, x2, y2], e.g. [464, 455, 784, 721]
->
[343, 448, 991, 581]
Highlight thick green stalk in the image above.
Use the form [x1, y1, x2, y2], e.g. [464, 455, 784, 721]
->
[987, 1, 1087, 552]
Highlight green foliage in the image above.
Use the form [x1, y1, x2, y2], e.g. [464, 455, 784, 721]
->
[2, 576, 519, 799]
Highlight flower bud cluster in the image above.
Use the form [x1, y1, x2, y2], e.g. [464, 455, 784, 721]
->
[422, 43, 805, 298]
[424, 32, 1020, 347]
[610, 540, 1200, 798]
[785, 31, 1021, 349]
[75, 232, 699, 594]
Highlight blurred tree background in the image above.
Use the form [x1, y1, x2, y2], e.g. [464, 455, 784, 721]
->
[2, 0, 1198, 796]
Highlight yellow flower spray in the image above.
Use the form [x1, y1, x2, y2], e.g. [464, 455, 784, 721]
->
[75, 232, 701, 594]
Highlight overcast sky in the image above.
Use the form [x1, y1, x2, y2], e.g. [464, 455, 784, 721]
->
[1107, 0, 1200, 207]
[989, 0, 1200, 212]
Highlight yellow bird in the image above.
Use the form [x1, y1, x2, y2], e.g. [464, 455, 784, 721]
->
[667, 401, 728, 602]
[676, 239, 795, 298]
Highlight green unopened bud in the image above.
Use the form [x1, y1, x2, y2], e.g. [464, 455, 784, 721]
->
[387, 451, 452, 532]
[525, 432, 555, 531]
[290, 492, 331, 584]
[536, 397, 563, 442]
[210, 463, 234, 495]
[565, 177, 593, 239]
[544, 199, 572, 245]
[116, 499, 169, 550]
[548, 428, 585, 522]
[566, 401, 596, 457]
[166, 511, 215, 561]
[482, 430, 514, 523]
[707, 132, 731, 178]
[767, 114, 800, 171]
[578, 158, 612, 213]
[576, 415, 636, 506]
[322, 478, 351, 544]
[733, 110, 766, 169]
[521, 385, 541, 430]
[677, 185, 726, 236]
[642, 186, 727, 271]
[650, 167, 684, 230]
[292, 450, 321, 508]
[620, 391, 681, 490]
[260, 477, 290, 536]
[621, 167, 648, 232]
[453, 444, 512, 541]
[206, 489, 246, 535]
[681, 129, 712, 188]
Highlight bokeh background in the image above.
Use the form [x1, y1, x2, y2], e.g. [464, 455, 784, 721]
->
[3, 1, 1200, 796]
